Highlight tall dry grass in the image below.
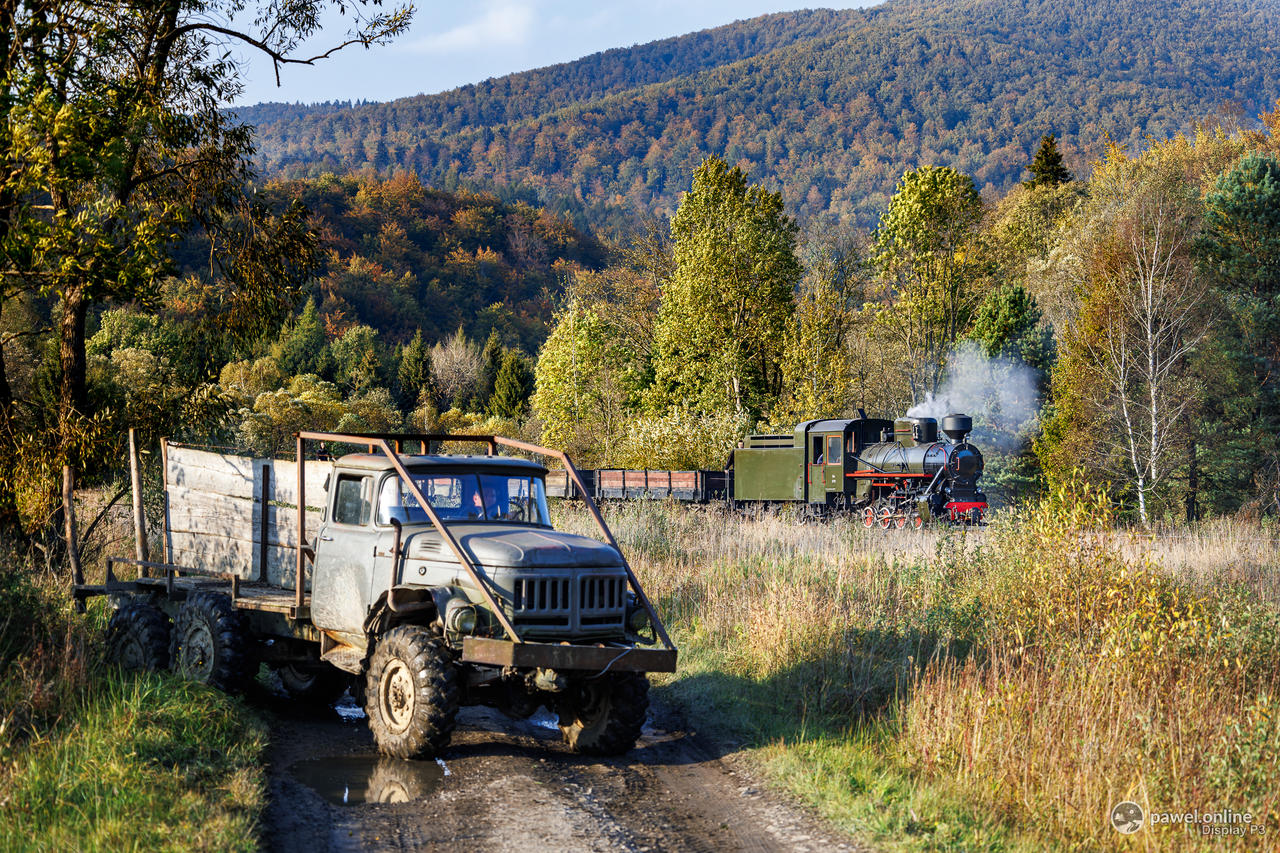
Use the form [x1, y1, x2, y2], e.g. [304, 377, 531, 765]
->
[555, 488, 1280, 849]
[0, 547, 97, 748]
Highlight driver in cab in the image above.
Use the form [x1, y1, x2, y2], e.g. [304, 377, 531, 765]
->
[469, 481, 507, 519]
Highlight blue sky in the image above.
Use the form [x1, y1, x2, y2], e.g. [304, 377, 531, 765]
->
[232, 1, 867, 106]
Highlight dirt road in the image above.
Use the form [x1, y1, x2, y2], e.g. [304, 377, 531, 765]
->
[262, 695, 864, 852]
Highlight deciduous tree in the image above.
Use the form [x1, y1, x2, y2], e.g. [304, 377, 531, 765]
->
[772, 223, 866, 423]
[651, 156, 799, 419]
[870, 165, 987, 403]
[1045, 153, 1208, 522]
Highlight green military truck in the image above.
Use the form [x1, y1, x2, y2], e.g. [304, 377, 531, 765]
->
[75, 431, 676, 758]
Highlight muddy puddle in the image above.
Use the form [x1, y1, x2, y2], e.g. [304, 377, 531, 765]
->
[290, 755, 447, 806]
[332, 695, 366, 721]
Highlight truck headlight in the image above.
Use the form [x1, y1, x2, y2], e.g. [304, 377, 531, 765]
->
[628, 606, 650, 635]
[446, 601, 478, 634]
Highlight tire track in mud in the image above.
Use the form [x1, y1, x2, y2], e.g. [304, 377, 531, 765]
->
[262, 696, 867, 852]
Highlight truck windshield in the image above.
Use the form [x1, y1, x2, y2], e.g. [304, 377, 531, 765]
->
[377, 472, 551, 526]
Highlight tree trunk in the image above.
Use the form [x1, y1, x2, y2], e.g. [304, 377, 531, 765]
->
[58, 285, 88, 448]
[1186, 439, 1198, 523]
[0, 319, 12, 412]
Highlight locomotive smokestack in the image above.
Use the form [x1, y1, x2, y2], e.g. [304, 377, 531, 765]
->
[941, 414, 972, 441]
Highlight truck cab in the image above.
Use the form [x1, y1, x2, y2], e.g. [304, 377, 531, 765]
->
[311, 453, 631, 653]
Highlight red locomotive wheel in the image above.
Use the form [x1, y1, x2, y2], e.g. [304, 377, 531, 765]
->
[894, 515, 907, 529]
[877, 506, 893, 530]
[913, 515, 924, 530]
[863, 507, 876, 529]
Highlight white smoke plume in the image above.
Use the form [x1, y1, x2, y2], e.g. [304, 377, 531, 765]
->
[905, 343, 1042, 449]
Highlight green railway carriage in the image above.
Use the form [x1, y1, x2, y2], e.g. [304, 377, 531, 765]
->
[731, 416, 894, 503]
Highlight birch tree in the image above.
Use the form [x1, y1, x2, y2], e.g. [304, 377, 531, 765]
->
[1055, 160, 1209, 522]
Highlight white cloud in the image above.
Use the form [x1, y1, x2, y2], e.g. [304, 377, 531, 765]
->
[411, 2, 536, 54]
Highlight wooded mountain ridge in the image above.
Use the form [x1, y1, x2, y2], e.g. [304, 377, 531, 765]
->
[236, 0, 1280, 232]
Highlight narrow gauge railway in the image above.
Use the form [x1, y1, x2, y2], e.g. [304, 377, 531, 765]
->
[547, 413, 988, 529]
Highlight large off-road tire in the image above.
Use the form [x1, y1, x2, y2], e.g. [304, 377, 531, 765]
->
[365, 626, 460, 759]
[557, 672, 649, 756]
[106, 601, 170, 672]
[276, 663, 351, 705]
[170, 590, 254, 693]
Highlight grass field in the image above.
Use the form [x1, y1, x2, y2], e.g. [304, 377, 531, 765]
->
[0, 561, 268, 853]
[556, 485, 1280, 851]
[2, 485, 1275, 851]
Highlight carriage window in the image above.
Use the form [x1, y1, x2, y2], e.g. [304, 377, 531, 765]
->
[811, 436, 823, 463]
[826, 435, 843, 465]
[333, 475, 372, 526]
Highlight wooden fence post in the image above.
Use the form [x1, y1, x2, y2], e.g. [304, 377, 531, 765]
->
[129, 428, 149, 568]
[160, 438, 169, 564]
[259, 463, 270, 586]
[63, 466, 82, 590]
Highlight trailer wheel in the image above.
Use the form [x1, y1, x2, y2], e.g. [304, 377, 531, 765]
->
[170, 591, 253, 693]
[106, 601, 170, 672]
[276, 663, 351, 705]
[557, 672, 649, 756]
[365, 626, 459, 759]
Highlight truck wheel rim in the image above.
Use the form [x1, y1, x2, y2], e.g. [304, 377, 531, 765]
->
[380, 659, 416, 732]
[182, 624, 215, 679]
[118, 636, 148, 669]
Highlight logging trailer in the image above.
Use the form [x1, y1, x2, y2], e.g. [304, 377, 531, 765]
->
[73, 431, 677, 758]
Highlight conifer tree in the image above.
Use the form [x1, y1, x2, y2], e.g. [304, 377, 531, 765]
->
[474, 329, 505, 411]
[396, 330, 434, 411]
[489, 352, 535, 419]
[271, 299, 334, 379]
[1024, 134, 1073, 187]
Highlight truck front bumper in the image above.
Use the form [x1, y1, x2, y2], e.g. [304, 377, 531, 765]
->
[461, 637, 677, 673]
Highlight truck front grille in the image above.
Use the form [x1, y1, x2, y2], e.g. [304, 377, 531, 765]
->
[513, 577, 571, 613]
[580, 575, 625, 626]
[509, 572, 625, 636]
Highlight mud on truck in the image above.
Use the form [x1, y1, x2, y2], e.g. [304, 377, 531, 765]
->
[74, 432, 677, 758]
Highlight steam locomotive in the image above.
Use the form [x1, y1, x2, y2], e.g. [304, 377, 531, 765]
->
[547, 412, 988, 528]
[731, 412, 987, 527]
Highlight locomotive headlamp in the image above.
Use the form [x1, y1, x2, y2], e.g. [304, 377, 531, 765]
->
[445, 600, 478, 634]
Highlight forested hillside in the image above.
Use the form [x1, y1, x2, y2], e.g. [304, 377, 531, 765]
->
[247, 174, 605, 349]
[238, 0, 1280, 230]
[236, 9, 860, 135]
